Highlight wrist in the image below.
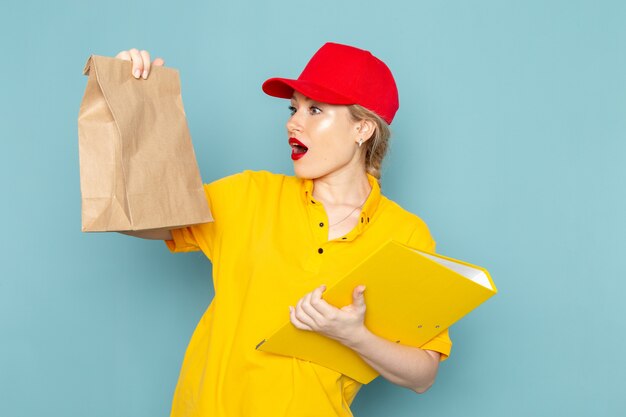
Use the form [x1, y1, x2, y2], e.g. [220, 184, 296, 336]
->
[341, 325, 372, 351]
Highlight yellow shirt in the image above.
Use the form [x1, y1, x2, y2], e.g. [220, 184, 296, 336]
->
[166, 170, 452, 417]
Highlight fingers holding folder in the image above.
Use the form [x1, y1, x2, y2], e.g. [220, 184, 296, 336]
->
[290, 284, 368, 346]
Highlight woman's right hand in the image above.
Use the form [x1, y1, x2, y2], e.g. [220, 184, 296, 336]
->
[115, 49, 165, 80]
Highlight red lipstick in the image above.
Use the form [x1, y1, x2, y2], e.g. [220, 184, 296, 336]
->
[289, 138, 308, 161]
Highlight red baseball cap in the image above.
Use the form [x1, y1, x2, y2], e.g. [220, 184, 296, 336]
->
[262, 42, 399, 124]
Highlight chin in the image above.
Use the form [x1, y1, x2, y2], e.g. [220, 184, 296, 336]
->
[293, 169, 317, 180]
[293, 164, 325, 180]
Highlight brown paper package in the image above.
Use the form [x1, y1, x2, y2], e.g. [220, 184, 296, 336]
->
[78, 55, 213, 232]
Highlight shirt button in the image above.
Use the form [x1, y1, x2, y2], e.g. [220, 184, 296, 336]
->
[319, 222, 324, 227]
[318, 248, 324, 254]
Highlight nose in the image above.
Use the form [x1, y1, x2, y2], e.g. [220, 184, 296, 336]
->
[286, 111, 303, 136]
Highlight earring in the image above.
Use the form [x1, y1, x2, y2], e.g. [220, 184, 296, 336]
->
[358, 138, 363, 147]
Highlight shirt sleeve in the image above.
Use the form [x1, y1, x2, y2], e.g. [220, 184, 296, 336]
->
[164, 171, 262, 261]
[165, 225, 204, 253]
[164, 183, 217, 258]
[420, 328, 452, 361]
[406, 217, 453, 361]
[406, 216, 437, 253]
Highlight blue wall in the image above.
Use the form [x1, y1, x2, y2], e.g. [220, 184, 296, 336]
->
[1, 1, 625, 416]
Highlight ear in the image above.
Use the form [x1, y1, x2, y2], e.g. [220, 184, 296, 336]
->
[355, 120, 376, 144]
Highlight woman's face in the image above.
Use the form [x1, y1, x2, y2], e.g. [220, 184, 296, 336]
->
[286, 91, 363, 180]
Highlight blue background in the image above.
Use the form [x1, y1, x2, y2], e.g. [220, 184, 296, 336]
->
[1, 0, 625, 416]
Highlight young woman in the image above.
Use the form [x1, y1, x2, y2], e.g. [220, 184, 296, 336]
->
[117, 43, 451, 417]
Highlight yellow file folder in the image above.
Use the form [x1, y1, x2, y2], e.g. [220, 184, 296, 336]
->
[256, 240, 497, 384]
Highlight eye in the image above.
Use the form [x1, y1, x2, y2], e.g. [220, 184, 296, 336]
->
[309, 106, 322, 115]
[288, 105, 297, 116]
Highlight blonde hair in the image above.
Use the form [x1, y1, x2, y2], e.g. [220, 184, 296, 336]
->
[348, 104, 391, 181]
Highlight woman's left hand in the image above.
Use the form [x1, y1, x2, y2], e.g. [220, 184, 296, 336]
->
[289, 284, 367, 347]
[290, 284, 440, 392]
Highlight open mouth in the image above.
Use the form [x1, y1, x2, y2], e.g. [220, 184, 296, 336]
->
[289, 138, 308, 160]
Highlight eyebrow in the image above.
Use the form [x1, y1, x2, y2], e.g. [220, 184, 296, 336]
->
[290, 96, 322, 107]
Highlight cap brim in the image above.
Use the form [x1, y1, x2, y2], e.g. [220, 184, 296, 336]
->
[262, 78, 354, 105]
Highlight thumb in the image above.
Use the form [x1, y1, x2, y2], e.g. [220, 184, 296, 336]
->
[352, 285, 366, 307]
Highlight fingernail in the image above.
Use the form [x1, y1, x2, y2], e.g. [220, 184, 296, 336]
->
[142, 70, 148, 79]
[133, 69, 141, 78]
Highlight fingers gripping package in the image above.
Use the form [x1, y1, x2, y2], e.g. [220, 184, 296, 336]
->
[78, 55, 212, 232]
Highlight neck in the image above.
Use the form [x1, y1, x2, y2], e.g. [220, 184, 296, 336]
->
[312, 170, 372, 207]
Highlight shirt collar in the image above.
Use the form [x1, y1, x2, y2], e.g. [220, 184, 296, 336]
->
[301, 174, 382, 228]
